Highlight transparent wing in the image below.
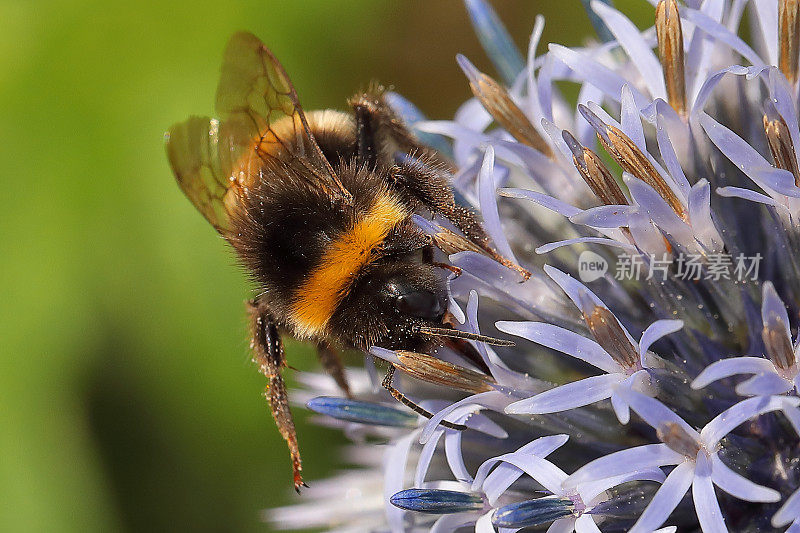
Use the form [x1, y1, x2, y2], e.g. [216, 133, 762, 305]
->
[214, 32, 349, 199]
[166, 115, 249, 232]
[166, 32, 350, 233]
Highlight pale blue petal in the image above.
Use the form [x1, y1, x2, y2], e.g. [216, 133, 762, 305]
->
[576, 83, 607, 147]
[472, 435, 569, 503]
[478, 146, 519, 263]
[495, 321, 621, 373]
[592, 2, 666, 99]
[420, 391, 511, 444]
[691, 357, 775, 389]
[574, 514, 601, 533]
[620, 84, 646, 151]
[610, 391, 631, 424]
[698, 113, 796, 197]
[688, 179, 722, 251]
[577, 467, 667, 503]
[455, 96, 492, 132]
[415, 429, 444, 487]
[750, 0, 778, 66]
[628, 461, 695, 533]
[416, 118, 484, 141]
[466, 290, 514, 375]
[445, 273, 466, 324]
[626, 177, 692, 243]
[547, 517, 577, 533]
[620, 388, 702, 443]
[565, 444, 684, 487]
[536, 236, 636, 254]
[681, 7, 764, 66]
[475, 511, 496, 533]
[690, 65, 751, 117]
[499, 188, 582, 218]
[548, 43, 650, 108]
[685, 0, 724, 102]
[543, 265, 608, 311]
[479, 453, 569, 495]
[639, 319, 684, 356]
[464, 0, 524, 85]
[431, 512, 481, 533]
[766, 68, 800, 173]
[655, 106, 692, 197]
[627, 215, 670, 255]
[701, 395, 800, 446]
[717, 186, 788, 210]
[692, 452, 728, 533]
[762, 282, 792, 339]
[735, 373, 794, 396]
[710, 454, 780, 502]
[494, 141, 568, 190]
[505, 373, 624, 415]
[384, 431, 420, 531]
[525, 15, 547, 129]
[773, 488, 800, 527]
[445, 429, 472, 483]
[369, 346, 402, 366]
[749, 168, 800, 198]
[569, 205, 637, 228]
[580, 0, 614, 42]
[784, 405, 800, 436]
[536, 55, 557, 124]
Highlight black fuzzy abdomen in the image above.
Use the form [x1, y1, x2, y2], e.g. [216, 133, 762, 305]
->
[227, 156, 397, 329]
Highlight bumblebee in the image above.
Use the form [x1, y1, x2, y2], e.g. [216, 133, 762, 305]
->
[166, 32, 527, 490]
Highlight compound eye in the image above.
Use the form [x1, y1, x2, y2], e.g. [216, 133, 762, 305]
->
[395, 290, 443, 319]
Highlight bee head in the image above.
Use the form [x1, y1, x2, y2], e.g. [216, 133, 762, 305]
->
[329, 259, 447, 351]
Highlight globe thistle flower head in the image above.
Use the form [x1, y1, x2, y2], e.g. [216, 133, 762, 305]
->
[268, 1, 800, 531]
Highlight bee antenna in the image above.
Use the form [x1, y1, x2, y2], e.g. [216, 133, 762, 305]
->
[415, 326, 514, 347]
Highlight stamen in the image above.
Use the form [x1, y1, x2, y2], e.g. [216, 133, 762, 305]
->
[458, 55, 553, 157]
[583, 304, 641, 369]
[416, 325, 515, 346]
[762, 316, 796, 371]
[656, 0, 686, 116]
[394, 349, 497, 394]
[563, 130, 629, 206]
[579, 105, 687, 220]
[657, 421, 701, 457]
[763, 100, 800, 187]
[390, 488, 484, 514]
[780, 0, 800, 85]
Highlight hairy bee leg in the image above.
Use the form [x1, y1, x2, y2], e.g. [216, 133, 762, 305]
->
[421, 241, 464, 278]
[381, 364, 467, 431]
[433, 262, 462, 277]
[349, 90, 456, 173]
[316, 342, 352, 398]
[247, 300, 306, 492]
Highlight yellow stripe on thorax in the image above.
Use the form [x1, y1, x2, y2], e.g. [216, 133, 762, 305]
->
[289, 193, 408, 338]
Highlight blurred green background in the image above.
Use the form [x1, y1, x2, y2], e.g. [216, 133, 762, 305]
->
[0, 1, 648, 531]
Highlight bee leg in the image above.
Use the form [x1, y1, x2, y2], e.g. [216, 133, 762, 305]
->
[247, 299, 306, 492]
[421, 241, 463, 278]
[350, 94, 379, 169]
[381, 364, 466, 431]
[391, 162, 531, 280]
[349, 90, 456, 172]
[316, 342, 352, 398]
